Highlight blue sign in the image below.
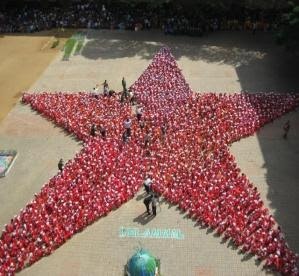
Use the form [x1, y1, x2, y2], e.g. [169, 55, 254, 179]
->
[119, 227, 184, 240]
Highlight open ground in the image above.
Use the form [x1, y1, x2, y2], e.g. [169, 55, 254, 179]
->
[0, 29, 76, 122]
[0, 29, 298, 276]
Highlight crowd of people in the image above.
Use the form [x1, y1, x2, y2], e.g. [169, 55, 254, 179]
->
[0, 1, 279, 35]
[0, 47, 298, 275]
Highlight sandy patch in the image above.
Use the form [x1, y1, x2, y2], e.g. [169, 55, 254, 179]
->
[0, 29, 75, 122]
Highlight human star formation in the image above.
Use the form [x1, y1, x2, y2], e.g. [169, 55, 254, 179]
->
[0, 48, 298, 275]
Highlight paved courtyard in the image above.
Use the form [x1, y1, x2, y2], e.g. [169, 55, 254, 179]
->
[0, 30, 298, 275]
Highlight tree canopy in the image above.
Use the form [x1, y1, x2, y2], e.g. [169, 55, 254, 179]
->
[276, 1, 299, 53]
[110, 0, 290, 10]
[2, 0, 292, 10]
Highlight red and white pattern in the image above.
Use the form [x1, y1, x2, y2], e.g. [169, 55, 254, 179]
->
[0, 47, 298, 275]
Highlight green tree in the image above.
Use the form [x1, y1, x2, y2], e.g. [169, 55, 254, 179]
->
[114, 0, 289, 9]
[276, 1, 299, 53]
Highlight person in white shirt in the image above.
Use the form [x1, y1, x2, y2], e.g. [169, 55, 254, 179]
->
[103, 80, 109, 96]
[93, 84, 100, 93]
[129, 90, 135, 105]
[143, 176, 153, 194]
[124, 118, 132, 137]
[136, 106, 143, 121]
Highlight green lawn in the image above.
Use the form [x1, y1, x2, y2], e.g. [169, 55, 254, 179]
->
[74, 39, 84, 55]
[63, 38, 77, 60]
[63, 32, 86, 59]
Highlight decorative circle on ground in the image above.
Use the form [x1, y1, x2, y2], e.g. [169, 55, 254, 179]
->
[127, 249, 157, 276]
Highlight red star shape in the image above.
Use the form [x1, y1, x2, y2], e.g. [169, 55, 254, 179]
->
[0, 48, 298, 275]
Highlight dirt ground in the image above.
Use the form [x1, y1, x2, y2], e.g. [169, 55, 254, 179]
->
[0, 29, 75, 122]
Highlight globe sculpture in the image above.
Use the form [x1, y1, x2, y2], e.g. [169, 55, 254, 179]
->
[126, 249, 159, 276]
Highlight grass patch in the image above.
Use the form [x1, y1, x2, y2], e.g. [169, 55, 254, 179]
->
[63, 38, 76, 60]
[51, 40, 59, 48]
[74, 40, 84, 55]
[62, 32, 86, 59]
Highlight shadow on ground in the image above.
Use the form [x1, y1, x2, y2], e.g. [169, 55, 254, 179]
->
[82, 29, 299, 92]
[82, 30, 269, 66]
[133, 212, 155, 225]
[246, 116, 299, 254]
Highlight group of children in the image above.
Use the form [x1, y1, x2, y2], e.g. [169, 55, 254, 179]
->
[3, 47, 298, 275]
[93, 77, 135, 104]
